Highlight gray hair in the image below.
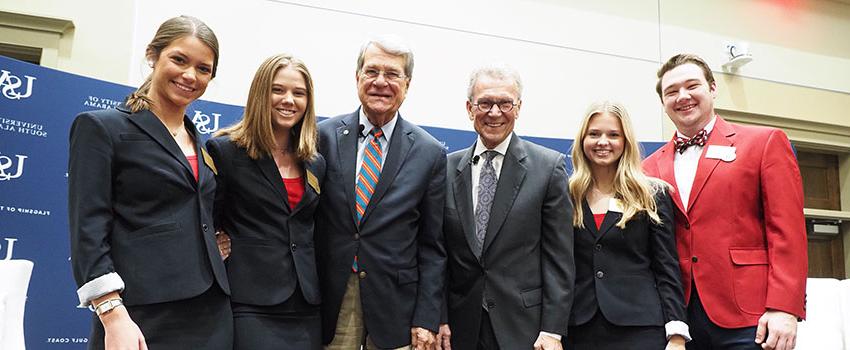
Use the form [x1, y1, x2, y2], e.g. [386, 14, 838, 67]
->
[467, 64, 523, 101]
[356, 35, 415, 79]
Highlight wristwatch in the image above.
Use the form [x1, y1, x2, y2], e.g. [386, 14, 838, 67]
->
[93, 298, 124, 316]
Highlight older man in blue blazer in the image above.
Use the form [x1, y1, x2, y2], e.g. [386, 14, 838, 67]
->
[316, 36, 447, 350]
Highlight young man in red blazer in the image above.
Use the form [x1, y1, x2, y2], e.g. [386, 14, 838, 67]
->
[642, 54, 807, 350]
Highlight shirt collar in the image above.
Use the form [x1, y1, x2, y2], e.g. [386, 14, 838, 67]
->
[474, 133, 512, 158]
[359, 107, 398, 142]
[676, 115, 717, 139]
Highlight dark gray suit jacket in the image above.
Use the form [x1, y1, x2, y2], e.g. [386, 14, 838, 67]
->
[315, 110, 447, 348]
[443, 133, 574, 349]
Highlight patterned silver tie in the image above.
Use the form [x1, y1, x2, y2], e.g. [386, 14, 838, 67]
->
[473, 151, 498, 258]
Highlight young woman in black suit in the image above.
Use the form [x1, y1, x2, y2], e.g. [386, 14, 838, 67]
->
[566, 101, 689, 350]
[68, 16, 231, 350]
[206, 54, 324, 350]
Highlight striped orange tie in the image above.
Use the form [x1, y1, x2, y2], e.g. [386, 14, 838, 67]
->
[355, 127, 383, 224]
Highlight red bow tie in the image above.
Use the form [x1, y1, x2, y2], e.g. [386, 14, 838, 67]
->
[674, 129, 708, 154]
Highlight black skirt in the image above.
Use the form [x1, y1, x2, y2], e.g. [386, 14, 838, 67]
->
[89, 285, 232, 350]
[231, 286, 321, 350]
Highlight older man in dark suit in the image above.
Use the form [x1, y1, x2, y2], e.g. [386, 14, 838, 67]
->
[437, 65, 574, 350]
[316, 36, 447, 350]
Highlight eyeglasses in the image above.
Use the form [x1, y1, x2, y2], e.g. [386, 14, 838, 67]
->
[360, 68, 407, 82]
[473, 100, 517, 113]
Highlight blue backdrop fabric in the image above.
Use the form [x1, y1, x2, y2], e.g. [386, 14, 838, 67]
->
[0, 55, 663, 348]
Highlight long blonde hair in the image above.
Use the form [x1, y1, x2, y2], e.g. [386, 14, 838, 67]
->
[568, 101, 667, 229]
[216, 54, 318, 162]
[126, 15, 219, 112]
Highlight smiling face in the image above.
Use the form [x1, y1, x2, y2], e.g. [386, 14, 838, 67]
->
[582, 112, 625, 172]
[467, 74, 520, 149]
[270, 66, 308, 134]
[356, 44, 410, 126]
[659, 63, 717, 137]
[147, 35, 215, 113]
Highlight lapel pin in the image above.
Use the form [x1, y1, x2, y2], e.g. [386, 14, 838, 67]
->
[343, 130, 350, 135]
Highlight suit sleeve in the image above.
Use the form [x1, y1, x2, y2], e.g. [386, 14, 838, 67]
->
[205, 138, 228, 230]
[649, 189, 686, 323]
[412, 146, 448, 332]
[540, 154, 575, 336]
[761, 129, 807, 319]
[68, 113, 124, 306]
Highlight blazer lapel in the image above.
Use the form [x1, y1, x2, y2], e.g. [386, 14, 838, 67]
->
[336, 112, 360, 225]
[255, 155, 291, 214]
[360, 116, 414, 225]
[595, 199, 623, 243]
[123, 106, 194, 183]
[453, 145, 478, 257]
[291, 162, 321, 216]
[687, 117, 735, 212]
[482, 134, 526, 255]
[656, 140, 687, 215]
[581, 200, 600, 237]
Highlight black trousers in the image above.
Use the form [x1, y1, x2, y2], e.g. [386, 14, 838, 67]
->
[686, 289, 761, 350]
[90, 284, 232, 350]
[477, 310, 500, 350]
[232, 286, 321, 350]
[567, 310, 666, 350]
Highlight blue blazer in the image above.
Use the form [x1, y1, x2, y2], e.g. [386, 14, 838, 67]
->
[69, 104, 229, 306]
[315, 110, 447, 349]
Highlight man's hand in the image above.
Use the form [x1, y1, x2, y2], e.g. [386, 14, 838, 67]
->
[435, 323, 451, 350]
[665, 334, 686, 350]
[215, 230, 231, 260]
[411, 327, 436, 350]
[755, 310, 797, 350]
[533, 333, 562, 350]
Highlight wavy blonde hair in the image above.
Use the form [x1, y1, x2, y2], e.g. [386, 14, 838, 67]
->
[569, 101, 667, 229]
[216, 54, 317, 161]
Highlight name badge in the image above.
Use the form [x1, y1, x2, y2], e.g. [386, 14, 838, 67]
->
[306, 170, 320, 194]
[201, 148, 218, 175]
[705, 145, 736, 162]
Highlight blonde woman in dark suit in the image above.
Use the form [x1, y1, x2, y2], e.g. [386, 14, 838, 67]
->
[207, 54, 324, 350]
[69, 16, 231, 350]
[567, 101, 689, 350]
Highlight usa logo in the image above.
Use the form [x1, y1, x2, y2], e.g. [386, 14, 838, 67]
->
[191, 110, 221, 135]
[0, 70, 36, 100]
[0, 153, 27, 181]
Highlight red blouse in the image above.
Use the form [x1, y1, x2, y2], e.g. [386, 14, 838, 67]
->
[284, 177, 305, 209]
[186, 155, 198, 182]
[593, 213, 606, 230]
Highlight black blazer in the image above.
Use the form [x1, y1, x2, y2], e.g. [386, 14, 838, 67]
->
[443, 134, 575, 350]
[315, 110, 447, 349]
[568, 190, 685, 327]
[69, 105, 229, 306]
[206, 136, 325, 306]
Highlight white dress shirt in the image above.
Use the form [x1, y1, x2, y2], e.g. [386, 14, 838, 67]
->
[673, 116, 717, 210]
[355, 108, 398, 182]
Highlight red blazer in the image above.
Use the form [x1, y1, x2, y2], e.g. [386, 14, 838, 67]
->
[642, 116, 807, 328]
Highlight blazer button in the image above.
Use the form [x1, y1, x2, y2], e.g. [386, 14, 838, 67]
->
[595, 271, 604, 279]
[354, 233, 360, 240]
[684, 222, 691, 229]
[202, 224, 208, 232]
[594, 244, 602, 252]
[291, 243, 297, 252]
[359, 271, 367, 279]
[487, 301, 495, 309]
[691, 256, 698, 263]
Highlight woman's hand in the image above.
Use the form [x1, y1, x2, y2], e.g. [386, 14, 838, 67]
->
[101, 306, 147, 350]
[215, 230, 231, 260]
[665, 335, 686, 350]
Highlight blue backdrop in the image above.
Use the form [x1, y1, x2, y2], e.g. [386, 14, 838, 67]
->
[0, 55, 663, 349]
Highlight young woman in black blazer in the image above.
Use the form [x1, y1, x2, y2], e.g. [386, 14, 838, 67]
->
[566, 101, 689, 350]
[206, 54, 324, 350]
[68, 16, 231, 350]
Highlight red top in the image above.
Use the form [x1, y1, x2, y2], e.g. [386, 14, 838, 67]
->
[593, 213, 606, 230]
[186, 155, 198, 182]
[284, 177, 305, 209]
